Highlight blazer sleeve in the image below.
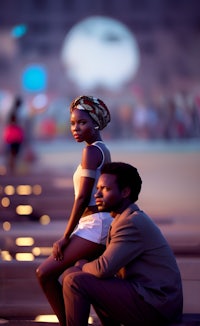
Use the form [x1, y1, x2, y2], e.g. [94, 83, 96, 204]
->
[82, 215, 143, 278]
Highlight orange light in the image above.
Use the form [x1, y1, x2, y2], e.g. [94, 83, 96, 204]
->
[1, 197, 10, 207]
[16, 205, 33, 215]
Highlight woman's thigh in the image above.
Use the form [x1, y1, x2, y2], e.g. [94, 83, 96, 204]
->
[37, 235, 105, 278]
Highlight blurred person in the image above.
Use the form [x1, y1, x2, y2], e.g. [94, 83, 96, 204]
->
[132, 99, 150, 139]
[163, 97, 185, 140]
[3, 96, 24, 173]
[117, 103, 133, 138]
[36, 95, 112, 326]
[62, 162, 183, 326]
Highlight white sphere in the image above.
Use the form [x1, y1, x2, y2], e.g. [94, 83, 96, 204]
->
[61, 16, 140, 90]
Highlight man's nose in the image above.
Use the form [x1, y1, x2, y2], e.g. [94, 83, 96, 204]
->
[94, 189, 101, 198]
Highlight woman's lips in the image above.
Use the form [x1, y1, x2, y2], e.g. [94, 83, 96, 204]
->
[73, 134, 81, 140]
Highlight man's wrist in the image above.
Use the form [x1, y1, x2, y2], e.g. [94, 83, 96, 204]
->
[75, 259, 88, 269]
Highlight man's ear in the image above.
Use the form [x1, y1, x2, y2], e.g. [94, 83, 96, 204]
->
[122, 187, 131, 198]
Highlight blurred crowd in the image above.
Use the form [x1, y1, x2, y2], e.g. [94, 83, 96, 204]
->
[108, 91, 200, 140]
[0, 89, 200, 146]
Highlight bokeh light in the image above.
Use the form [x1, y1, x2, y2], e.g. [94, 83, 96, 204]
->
[61, 16, 140, 90]
[11, 24, 27, 38]
[22, 65, 47, 92]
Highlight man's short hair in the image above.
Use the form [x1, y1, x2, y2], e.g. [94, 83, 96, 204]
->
[101, 162, 142, 202]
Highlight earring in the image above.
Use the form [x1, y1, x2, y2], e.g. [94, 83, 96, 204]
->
[94, 126, 99, 130]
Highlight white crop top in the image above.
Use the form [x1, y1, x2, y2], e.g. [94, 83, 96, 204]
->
[73, 141, 110, 206]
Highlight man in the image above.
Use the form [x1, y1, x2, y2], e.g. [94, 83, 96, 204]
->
[62, 162, 183, 326]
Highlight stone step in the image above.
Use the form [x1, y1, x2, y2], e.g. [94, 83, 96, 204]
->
[0, 171, 74, 223]
[0, 257, 200, 318]
[1, 205, 71, 220]
[0, 321, 58, 326]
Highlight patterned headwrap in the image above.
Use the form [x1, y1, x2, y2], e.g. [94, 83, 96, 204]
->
[70, 95, 111, 130]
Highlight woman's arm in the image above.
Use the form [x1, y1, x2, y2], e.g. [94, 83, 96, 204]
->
[52, 176, 95, 261]
[52, 145, 103, 260]
[63, 144, 103, 238]
[63, 177, 95, 238]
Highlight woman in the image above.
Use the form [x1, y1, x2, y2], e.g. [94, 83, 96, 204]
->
[36, 95, 112, 326]
[3, 96, 24, 173]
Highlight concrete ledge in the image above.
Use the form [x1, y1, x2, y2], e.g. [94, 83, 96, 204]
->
[1, 257, 200, 319]
[0, 260, 53, 318]
[0, 321, 58, 326]
[176, 257, 200, 314]
[1, 314, 200, 326]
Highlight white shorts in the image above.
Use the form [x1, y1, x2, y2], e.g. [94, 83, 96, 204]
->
[72, 212, 113, 245]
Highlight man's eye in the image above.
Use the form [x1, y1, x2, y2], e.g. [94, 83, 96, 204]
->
[103, 187, 110, 191]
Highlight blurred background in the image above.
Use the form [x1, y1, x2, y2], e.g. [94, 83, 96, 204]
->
[0, 0, 200, 323]
[0, 0, 200, 147]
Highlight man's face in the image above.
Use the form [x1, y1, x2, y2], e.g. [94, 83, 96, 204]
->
[95, 173, 124, 214]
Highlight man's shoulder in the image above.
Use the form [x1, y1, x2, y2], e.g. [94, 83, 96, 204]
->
[113, 204, 141, 226]
[120, 204, 141, 219]
[114, 204, 152, 228]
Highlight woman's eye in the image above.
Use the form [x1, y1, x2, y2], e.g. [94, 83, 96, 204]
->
[80, 121, 86, 125]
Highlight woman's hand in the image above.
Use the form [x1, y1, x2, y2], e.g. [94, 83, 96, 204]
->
[52, 236, 69, 261]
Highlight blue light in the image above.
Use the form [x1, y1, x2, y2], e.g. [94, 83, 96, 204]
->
[11, 24, 27, 38]
[22, 65, 47, 92]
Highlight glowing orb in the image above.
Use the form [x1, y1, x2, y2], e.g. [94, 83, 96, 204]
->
[61, 16, 140, 90]
[22, 65, 47, 92]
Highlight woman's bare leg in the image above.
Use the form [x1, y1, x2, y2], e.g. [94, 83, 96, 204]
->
[36, 235, 105, 326]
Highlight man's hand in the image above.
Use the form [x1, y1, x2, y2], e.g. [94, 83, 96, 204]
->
[75, 259, 88, 269]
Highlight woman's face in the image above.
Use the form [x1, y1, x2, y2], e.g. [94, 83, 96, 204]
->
[70, 109, 96, 143]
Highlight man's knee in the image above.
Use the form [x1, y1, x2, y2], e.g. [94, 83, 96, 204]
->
[63, 271, 88, 295]
[63, 271, 82, 287]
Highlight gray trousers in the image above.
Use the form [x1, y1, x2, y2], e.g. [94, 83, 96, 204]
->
[62, 267, 167, 326]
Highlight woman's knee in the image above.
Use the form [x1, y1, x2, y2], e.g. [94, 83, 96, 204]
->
[36, 258, 64, 285]
[36, 262, 52, 285]
[36, 264, 45, 283]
